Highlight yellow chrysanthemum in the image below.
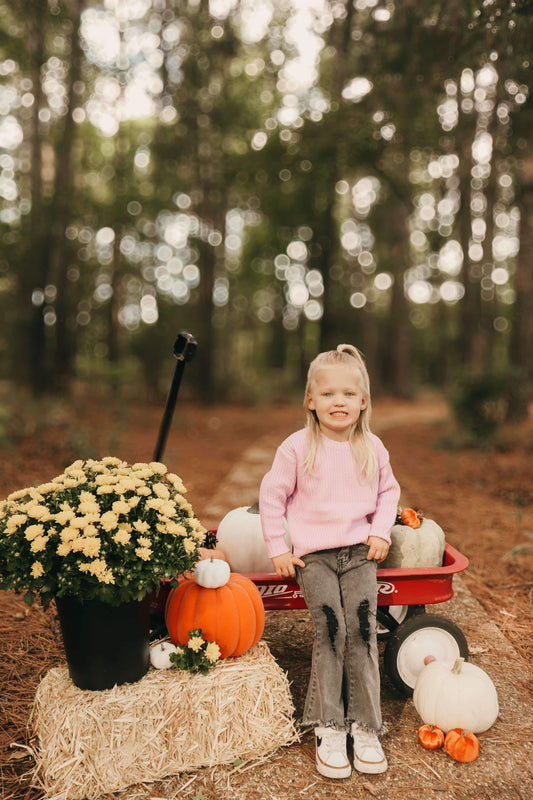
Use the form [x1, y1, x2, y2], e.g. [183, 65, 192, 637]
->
[37, 482, 57, 494]
[133, 520, 150, 533]
[60, 527, 80, 542]
[113, 530, 131, 545]
[31, 562, 45, 579]
[71, 516, 89, 530]
[204, 642, 221, 664]
[78, 559, 115, 584]
[78, 501, 100, 515]
[5, 514, 28, 534]
[153, 483, 170, 500]
[146, 498, 164, 511]
[135, 546, 152, 561]
[166, 522, 188, 537]
[167, 473, 187, 493]
[25, 524, 45, 542]
[112, 500, 130, 516]
[30, 535, 49, 553]
[55, 509, 75, 526]
[102, 456, 123, 467]
[149, 462, 167, 474]
[100, 511, 119, 531]
[80, 537, 101, 558]
[28, 505, 50, 520]
[187, 635, 204, 653]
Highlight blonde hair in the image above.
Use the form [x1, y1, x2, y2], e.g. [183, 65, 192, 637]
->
[303, 344, 378, 481]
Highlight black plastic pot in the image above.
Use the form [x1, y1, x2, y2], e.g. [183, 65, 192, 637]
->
[55, 595, 150, 691]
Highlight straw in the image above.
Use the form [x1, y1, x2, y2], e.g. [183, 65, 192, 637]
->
[30, 641, 299, 800]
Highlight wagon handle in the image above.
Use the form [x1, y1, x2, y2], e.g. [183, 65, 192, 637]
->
[153, 332, 197, 463]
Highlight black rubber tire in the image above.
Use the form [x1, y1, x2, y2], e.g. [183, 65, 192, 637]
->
[384, 613, 469, 697]
[376, 604, 425, 640]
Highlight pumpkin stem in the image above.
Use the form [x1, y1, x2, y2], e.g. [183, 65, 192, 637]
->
[451, 657, 465, 674]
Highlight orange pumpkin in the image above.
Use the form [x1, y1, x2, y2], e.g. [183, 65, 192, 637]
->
[444, 728, 480, 763]
[165, 572, 265, 658]
[400, 508, 421, 529]
[418, 724, 445, 750]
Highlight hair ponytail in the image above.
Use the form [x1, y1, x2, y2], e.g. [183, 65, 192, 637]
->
[303, 344, 378, 481]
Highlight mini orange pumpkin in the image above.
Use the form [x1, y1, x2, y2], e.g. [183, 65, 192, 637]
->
[444, 728, 480, 762]
[418, 723, 445, 750]
[400, 508, 421, 529]
[165, 572, 265, 658]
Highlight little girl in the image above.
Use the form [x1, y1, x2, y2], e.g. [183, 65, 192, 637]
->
[259, 344, 400, 779]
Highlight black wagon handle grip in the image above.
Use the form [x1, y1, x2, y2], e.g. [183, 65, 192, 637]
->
[153, 332, 197, 463]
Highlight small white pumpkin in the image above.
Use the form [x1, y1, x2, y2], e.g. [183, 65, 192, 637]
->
[216, 504, 291, 573]
[149, 640, 178, 669]
[382, 517, 445, 569]
[194, 557, 231, 588]
[413, 657, 499, 733]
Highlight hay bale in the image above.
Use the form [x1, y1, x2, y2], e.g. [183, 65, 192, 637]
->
[30, 641, 298, 800]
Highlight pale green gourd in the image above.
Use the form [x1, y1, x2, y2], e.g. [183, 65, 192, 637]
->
[382, 517, 445, 569]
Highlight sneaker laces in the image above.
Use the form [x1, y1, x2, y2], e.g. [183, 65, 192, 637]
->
[316, 728, 348, 762]
[352, 726, 384, 757]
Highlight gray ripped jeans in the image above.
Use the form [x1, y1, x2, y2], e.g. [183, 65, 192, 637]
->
[296, 544, 382, 733]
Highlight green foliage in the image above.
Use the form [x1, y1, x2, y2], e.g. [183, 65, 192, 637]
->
[169, 629, 221, 675]
[450, 373, 509, 441]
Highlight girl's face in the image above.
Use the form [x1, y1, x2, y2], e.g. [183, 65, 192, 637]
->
[307, 363, 367, 441]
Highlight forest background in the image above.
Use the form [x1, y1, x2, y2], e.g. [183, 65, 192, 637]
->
[0, 0, 532, 425]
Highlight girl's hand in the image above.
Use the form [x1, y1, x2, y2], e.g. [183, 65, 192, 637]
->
[366, 536, 390, 563]
[271, 552, 305, 578]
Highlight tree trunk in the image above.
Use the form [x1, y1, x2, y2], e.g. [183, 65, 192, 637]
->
[22, 1, 49, 393]
[506, 157, 533, 420]
[51, 0, 85, 390]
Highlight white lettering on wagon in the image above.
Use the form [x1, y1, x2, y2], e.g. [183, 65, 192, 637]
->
[377, 581, 397, 595]
[257, 584, 303, 599]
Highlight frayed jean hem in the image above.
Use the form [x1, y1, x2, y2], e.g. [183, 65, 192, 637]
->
[300, 719, 388, 736]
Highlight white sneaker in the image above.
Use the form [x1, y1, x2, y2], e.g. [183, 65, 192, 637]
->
[315, 726, 351, 779]
[351, 723, 387, 774]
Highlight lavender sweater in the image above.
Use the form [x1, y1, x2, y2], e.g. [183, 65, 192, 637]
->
[259, 428, 401, 560]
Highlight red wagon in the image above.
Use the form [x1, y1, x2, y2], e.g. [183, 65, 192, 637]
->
[242, 541, 469, 696]
[151, 541, 469, 697]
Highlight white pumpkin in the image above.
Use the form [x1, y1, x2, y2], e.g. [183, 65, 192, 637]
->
[194, 557, 231, 588]
[149, 640, 178, 669]
[382, 517, 445, 569]
[413, 657, 499, 733]
[216, 504, 291, 573]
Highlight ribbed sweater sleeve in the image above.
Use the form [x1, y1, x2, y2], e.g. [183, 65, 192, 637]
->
[259, 429, 400, 559]
[258, 436, 298, 559]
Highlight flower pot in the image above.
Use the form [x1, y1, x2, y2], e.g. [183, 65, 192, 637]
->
[55, 595, 150, 691]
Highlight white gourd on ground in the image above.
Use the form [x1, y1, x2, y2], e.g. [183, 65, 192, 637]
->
[216, 505, 292, 573]
[194, 557, 231, 588]
[382, 518, 445, 569]
[413, 657, 499, 733]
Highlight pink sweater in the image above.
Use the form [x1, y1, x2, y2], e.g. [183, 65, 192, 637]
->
[259, 428, 401, 559]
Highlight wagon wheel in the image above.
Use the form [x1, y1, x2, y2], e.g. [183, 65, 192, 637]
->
[376, 604, 425, 640]
[384, 613, 469, 697]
